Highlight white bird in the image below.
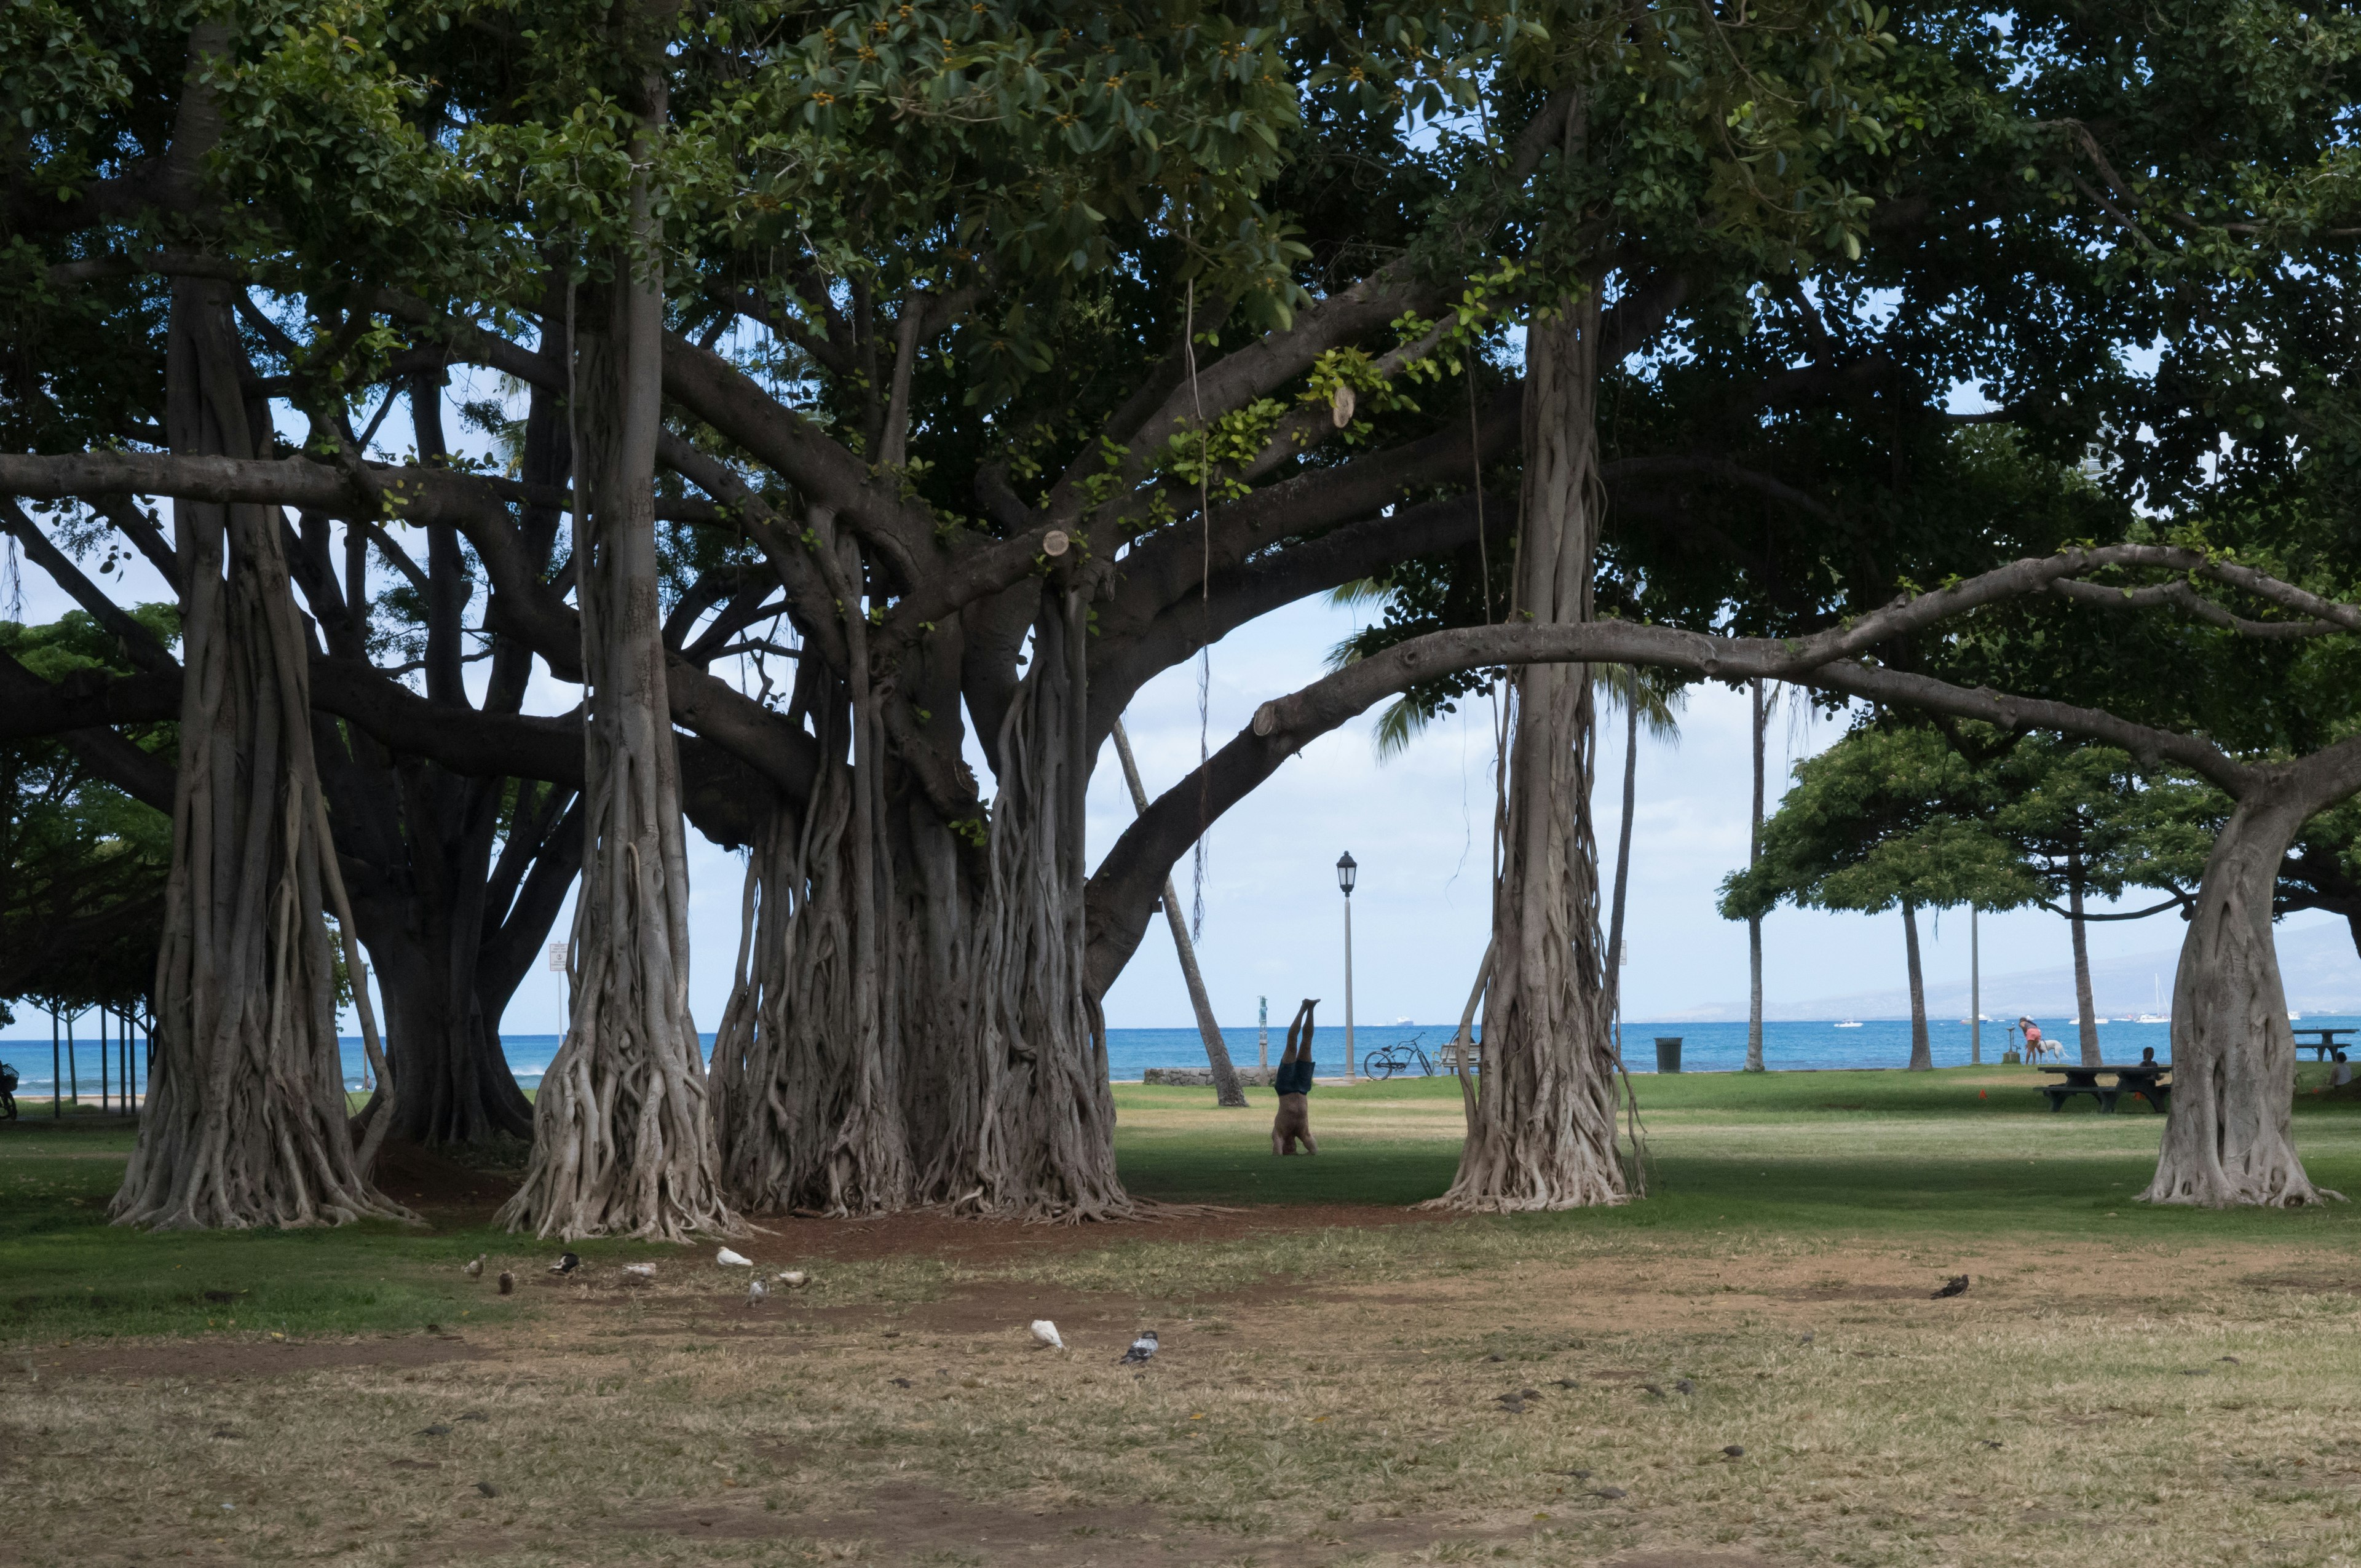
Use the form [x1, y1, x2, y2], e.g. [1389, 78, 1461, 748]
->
[774, 1270, 809, 1288]
[747, 1278, 767, 1305]
[716, 1248, 753, 1268]
[620, 1262, 657, 1280]
[462, 1254, 484, 1279]
[1117, 1329, 1159, 1366]
[1029, 1320, 1065, 1351]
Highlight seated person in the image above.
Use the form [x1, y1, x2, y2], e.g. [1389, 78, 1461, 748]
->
[1271, 998, 1319, 1156]
[2334, 1050, 2352, 1089]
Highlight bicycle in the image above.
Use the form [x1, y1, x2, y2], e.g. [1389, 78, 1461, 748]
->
[1364, 1035, 1434, 1079]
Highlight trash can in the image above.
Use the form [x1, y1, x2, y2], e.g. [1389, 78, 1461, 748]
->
[1654, 1037, 1683, 1074]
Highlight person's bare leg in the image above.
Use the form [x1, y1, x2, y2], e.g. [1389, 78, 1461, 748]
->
[1273, 1002, 1314, 1154]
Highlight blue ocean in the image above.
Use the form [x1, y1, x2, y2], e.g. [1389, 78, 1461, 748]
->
[9, 1012, 2324, 1102]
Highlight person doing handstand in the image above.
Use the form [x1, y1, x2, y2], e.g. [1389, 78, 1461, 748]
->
[1271, 997, 1319, 1156]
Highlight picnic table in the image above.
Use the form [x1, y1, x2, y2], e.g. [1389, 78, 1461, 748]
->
[2293, 1026, 2357, 1062]
[2038, 1063, 2171, 1115]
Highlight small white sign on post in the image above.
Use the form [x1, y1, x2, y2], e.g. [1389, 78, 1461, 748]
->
[546, 943, 568, 973]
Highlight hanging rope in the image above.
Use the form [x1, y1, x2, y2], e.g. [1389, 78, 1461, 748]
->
[1185, 243, 1212, 942]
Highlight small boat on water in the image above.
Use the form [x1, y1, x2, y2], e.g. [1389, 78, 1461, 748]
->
[1833, 1020, 1863, 1029]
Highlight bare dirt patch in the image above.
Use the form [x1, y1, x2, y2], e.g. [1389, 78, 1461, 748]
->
[34, 1331, 496, 1380]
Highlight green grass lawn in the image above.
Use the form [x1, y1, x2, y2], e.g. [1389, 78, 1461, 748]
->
[9, 1064, 2361, 1346]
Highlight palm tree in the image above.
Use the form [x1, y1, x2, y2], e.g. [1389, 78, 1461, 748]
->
[1596, 666, 1685, 1021]
[1324, 587, 1683, 1034]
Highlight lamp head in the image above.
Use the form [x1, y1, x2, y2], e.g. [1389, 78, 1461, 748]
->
[1336, 851, 1358, 896]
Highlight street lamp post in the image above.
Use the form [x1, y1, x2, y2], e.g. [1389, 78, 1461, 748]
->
[1971, 905, 1982, 1066]
[1337, 852, 1358, 1083]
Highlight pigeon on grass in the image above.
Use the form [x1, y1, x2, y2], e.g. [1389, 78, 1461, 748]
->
[1030, 1320, 1066, 1351]
[549, 1252, 580, 1276]
[462, 1254, 484, 1279]
[747, 1278, 767, 1306]
[1117, 1330, 1159, 1366]
[497, 1272, 515, 1296]
[716, 1247, 753, 1268]
[775, 1270, 809, 1288]
[1931, 1275, 1970, 1299]
[621, 1263, 656, 1281]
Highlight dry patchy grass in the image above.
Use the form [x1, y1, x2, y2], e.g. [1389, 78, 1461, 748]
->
[12, 1074, 2361, 1567]
[12, 1224, 2361, 1567]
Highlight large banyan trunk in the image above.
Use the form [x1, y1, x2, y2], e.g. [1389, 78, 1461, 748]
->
[113, 280, 411, 1229]
[711, 655, 913, 1214]
[334, 380, 578, 1146]
[1434, 291, 1624, 1212]
[917, 588, 1129, 1218]
[498, 104, 735, 1238]
[2143, 779, 2339, 1206]
[335, 763, 542, 1146]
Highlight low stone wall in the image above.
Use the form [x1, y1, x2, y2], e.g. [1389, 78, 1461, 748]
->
[1140, 1066, 1279, 1087]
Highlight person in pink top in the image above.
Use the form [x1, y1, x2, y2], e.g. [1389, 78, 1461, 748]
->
[2015, 1016, 2055, 1064]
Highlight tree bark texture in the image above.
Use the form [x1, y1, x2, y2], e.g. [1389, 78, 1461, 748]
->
[1902, 898, 1932, 1071]
[710, 646, 914, 1215]
[1435, 291, 1624, 1211]
[1747, 678, 1766, 1073]
[915, 590, 1129, 1218]
[2143, 778, 2340, 1206]
[2067, 852, 2102, 1066]
[498, 114, 735, 1238]
[112, 279, 411, 1229]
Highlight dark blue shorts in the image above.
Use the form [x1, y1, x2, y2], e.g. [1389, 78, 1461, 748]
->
[1273, 1060, 1315, 1096]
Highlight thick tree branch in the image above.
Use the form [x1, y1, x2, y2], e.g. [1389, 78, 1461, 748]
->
[659, 331, 941, 586]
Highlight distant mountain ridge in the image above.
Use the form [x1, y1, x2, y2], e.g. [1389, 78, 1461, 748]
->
[1652, 916, 2361, 1023]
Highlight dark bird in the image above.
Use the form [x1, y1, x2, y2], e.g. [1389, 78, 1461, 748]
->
[1117, 1330, 1160, 1365]
[1931, 1275, 1969, 1299]
[1798, 1331, 1815, 1345]
[417, 1424, 452, 1437]
[1674, 1378, 1695, 1395]
[497, 1272, 515, 1296]
[2220, 1356, 2241, 1364]
[1551, 1378, 1580, 1389]
[1979, 1439, 2004, 1450]
[550, 1252, 581, 1276]
[1722, 1445, 1745, 1459]
[890, 1377, 911, 1388]
[1497, 1397, 1527, 1414]
[474, 1481, 500, 1497]
[1642, 1383, 1665, 1398]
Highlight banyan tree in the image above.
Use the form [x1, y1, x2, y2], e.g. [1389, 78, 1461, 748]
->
[6, 0, 2361, 1230]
